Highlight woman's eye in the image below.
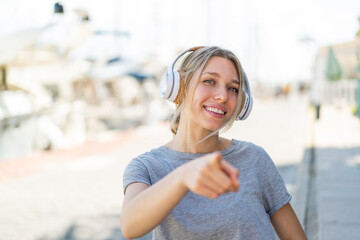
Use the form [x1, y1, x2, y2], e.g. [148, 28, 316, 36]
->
[204, 79, 214, 84]
[229, 87, 239, 94]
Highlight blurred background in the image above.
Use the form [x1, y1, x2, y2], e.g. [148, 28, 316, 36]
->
[0, 0, 359, 240]
[0, 0, 359, 157]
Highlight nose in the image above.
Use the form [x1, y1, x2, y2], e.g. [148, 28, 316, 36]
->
[214, 86, 227, 102]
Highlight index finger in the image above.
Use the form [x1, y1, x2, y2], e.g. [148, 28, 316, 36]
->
[220, 160, 240, 189]
[207, 152, 222, 168]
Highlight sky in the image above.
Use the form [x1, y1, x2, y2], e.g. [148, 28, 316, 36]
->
[1, 0, 360, 84]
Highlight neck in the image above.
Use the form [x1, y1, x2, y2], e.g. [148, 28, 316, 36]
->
[166, 122, 230, 154]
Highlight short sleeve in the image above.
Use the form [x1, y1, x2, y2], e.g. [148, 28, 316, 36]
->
[123, 158, 151, 194]
[260, 150, 292, 216]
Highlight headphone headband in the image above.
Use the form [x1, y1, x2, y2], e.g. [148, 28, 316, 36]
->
[168, 46, 204, 80]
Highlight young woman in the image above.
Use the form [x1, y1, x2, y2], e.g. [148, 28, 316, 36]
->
[120, 46, 307, 239]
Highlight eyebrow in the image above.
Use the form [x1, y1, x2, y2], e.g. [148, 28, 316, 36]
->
[202, 72, 240, 85]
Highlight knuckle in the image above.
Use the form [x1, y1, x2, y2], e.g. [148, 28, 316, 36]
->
[193, 186, 200, 193]
[207, 191, 217, 199]
[193, 184, 202, 193]
[210, 194, 218, 199]
[224, 180, 232, 189]
[218, 187, 226, 194]
[199, 166, 210, 175]
[195, 175, 203, 184]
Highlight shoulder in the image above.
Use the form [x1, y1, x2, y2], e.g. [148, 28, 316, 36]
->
[126, 145, 186, 173]
[232, 140, 282, 180]
[122, 147, 165, 193]
[230, 139, 269, 158]
[227, 139, 273, 167]
[127, 146, 168, 167]
[123, 145, 185, 189]
[123, 146, 173, 186]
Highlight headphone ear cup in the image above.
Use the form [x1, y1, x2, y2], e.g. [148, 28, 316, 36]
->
[171, 70, 180, 102]
[237, 91, 253, 120]
[160, 70, 170, 99]
[160, 69, 180, 102]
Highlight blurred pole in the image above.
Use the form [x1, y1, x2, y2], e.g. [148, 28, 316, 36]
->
[356, 17, 360, 117]
[315, 104, 320, 119]
[0, 66, 7, 91]
[300, 35, 320, 119]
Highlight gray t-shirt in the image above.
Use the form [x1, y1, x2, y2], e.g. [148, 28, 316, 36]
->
[123, 139, 291, 240]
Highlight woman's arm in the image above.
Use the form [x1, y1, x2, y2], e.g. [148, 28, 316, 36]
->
[120, 172, 187, 239]
[270, 203, 307, 240]
[120, 152, 239, 239]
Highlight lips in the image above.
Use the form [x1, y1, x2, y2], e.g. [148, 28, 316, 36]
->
[204, 105, 227, 116]
[205, 107, 225, 115]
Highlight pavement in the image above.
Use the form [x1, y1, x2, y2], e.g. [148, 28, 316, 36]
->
[294, 104, 360, 240]
[0, 92, 359, 240]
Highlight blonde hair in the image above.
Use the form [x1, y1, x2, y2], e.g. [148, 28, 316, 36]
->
[170, 46, 246, 136]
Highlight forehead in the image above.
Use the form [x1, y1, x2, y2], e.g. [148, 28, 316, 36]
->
[202, 56, 238, 79]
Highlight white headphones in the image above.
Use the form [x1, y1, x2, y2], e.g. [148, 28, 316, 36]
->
[160, 46, 253, 120]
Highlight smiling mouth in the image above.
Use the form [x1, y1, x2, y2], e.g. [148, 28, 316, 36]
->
[204, 106, 226, 115]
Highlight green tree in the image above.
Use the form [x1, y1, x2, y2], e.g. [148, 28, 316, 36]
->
[325, 47, 342, 81]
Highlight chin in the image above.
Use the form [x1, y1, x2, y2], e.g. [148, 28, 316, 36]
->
[192, 115, 229, 132]
[202, 123, 224, 132]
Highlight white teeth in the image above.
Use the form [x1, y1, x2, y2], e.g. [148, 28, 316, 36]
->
[206, 107, 225, 115]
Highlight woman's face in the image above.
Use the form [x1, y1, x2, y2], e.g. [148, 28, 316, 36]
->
[186, 56, 240, 132]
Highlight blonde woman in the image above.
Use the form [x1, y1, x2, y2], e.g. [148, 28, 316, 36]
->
[120, 46, 307, 240]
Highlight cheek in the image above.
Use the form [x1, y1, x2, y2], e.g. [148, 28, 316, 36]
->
[192, 86, 209, 107]
[196, 84, 213, 99]
[227, 94, 238, 114]
[230, 94, 238, 107]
